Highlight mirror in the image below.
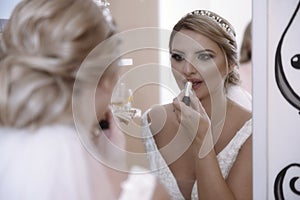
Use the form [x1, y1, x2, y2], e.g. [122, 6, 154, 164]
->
[109, 0, 253, 199]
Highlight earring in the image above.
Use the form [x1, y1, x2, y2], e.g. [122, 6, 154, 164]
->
[92, 125, 101, 137]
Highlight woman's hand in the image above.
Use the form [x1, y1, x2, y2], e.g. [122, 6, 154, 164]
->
[172, 90, 213, 159]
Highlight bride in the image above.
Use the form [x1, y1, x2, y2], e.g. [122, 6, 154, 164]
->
[142, 10, 252, 200]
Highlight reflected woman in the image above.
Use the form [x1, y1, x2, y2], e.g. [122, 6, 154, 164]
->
[142, 10, 252, 199]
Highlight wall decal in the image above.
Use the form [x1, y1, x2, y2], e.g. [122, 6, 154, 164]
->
[274, 1, 300, 113]
[274, 1, 300, 200]
[274, 163, 300, 200]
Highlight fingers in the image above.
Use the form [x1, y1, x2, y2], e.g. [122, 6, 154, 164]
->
[173, 96, 192, 121]
[173, 89, 203, 115]
[189, 92, 208, 119]
[172, 89, 210, 128]
[172, 98, 181, 121]
[172, 97, 182, 111]
[189, 91, 200, 111]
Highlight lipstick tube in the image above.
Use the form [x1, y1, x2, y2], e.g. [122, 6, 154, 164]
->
[182, 81, 192, 106]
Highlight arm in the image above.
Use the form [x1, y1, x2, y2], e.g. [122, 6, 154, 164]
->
[173, 92, 252, 199]
[195, 150, 235, 199]
[195, 136, 252, 200]
[226, 136, 252, 200]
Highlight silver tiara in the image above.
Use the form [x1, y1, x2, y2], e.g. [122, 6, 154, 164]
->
[189, 10, 235, 37]
[93, 0, 110, 7]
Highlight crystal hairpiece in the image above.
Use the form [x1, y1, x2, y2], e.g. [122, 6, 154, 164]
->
[93, 0, 113, 27]
[93, 0, 110, 7]
[190, 10, 236, 37]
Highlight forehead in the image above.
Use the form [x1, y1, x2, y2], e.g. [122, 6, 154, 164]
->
[171, 29, 222, 53]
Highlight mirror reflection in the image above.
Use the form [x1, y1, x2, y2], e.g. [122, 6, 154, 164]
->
[109, 0, 252, 199]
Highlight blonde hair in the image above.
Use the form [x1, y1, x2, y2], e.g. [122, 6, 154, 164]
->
[0, 0, 117, 128]
[169, 10, 240, 88]
[239, 21, 252, 63]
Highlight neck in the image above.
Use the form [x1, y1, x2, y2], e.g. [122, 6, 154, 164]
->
[200, 86, 228, 144]
[200, 86, 227, 118]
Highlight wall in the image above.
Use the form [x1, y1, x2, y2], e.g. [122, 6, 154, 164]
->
[0, 0, 20, 18]
[0, 0, 20, 33]
[109, 0, 161, 168]
[109, 0, 160, 114]
[253, 0, 300, 199]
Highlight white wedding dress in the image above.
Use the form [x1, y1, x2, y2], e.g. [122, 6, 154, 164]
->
[0, 124, 156, 200]
[141, 85, 252, 200]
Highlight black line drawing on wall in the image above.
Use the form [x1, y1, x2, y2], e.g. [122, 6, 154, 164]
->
[275, 1, 300, 113]
[274, 163, 300, 200]
[274, 1, 300, 200]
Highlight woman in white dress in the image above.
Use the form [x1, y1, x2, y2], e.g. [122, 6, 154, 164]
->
[0, 0, 168, 199]
[142, 10, 252, 199]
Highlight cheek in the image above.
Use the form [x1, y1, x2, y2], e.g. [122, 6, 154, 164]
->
[218, 62, 229, 76]
[170, 59, 184, 71]
[215, 55, 229, 77]
[171, 65, 186, 88]
[201, 60, 227, 80]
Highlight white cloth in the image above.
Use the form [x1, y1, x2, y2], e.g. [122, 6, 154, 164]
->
[119, 166, 157, 200]
[0, 125, 156, 200]
[141, 114, 252, 200]
[227, 84, 252, 111]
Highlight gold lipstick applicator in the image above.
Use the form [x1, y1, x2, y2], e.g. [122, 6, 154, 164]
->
[182, 81, 192, 106]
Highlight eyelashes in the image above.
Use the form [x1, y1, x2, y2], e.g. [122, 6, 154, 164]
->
[171, 53, 184, 61]
[171, 52, 214, 62]
[198, 53, 214, 61]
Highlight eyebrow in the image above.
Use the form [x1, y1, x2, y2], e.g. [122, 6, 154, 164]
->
[171, 49, 216, 54]
[196, 49, 215, 54]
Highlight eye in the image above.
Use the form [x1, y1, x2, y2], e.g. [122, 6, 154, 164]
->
[197, 53, 213, 61]
[171, 53, 184, 62]
[291, 54, 300, 69]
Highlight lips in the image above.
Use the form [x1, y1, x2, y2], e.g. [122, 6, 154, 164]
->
[186, 79, 203, 90]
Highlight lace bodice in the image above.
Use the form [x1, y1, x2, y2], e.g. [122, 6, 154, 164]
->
[141, 114, 252, 200]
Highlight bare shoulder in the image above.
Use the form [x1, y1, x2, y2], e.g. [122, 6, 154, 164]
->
[226, 134, 252, 199]
[227, 98, 252, 129]
[216, 99, 252, 153]
[224, 101, 253, 198]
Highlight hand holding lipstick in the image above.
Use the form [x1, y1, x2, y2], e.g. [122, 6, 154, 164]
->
[173, 85, 212, 157]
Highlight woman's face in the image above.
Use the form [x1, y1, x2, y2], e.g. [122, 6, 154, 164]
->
[170, 29, 229, 100]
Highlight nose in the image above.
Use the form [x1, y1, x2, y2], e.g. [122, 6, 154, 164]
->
[183, 60, 196, 76]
